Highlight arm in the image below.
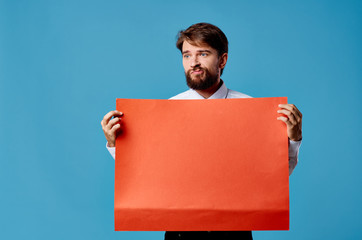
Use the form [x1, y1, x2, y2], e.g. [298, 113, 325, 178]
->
[288, 139, 301, 175]
[106, 143, 116, 159]
[277, 104, 303, 175]
[101, 110, 124, 159]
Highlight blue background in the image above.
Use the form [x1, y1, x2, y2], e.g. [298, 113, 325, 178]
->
[1, 0, 361, 239]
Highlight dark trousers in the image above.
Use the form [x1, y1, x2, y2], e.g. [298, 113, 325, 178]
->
[164, 231, 253, 240]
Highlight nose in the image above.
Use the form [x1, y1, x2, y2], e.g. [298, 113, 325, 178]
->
[190, 55, 200, 68]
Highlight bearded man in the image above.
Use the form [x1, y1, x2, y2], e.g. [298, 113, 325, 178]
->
[101, 23, 302, 240]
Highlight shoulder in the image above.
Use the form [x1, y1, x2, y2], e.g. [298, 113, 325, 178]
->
[227, 89, 252, 99]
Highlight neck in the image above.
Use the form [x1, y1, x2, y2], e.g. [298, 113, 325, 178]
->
[195, 79, 223, 99]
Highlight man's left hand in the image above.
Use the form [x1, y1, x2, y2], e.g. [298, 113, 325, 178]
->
[277, 104, 302, 141]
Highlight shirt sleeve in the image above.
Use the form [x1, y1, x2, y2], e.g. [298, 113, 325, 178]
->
[106, 142, 115, 159]
[289, 139, 301, 175]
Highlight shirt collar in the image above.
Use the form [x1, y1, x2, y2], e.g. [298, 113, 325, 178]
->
[188, 81, 228, 99]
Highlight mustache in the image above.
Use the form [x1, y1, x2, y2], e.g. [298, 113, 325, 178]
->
[193, 66, 204, 70]
[188, 66, 205, 73]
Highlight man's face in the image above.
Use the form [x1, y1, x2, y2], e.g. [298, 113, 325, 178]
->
[182, 41, 223, 90]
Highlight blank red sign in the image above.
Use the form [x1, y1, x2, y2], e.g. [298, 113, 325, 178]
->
[115, 97, 289, 231]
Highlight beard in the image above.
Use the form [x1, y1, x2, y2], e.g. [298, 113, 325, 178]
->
[185, 67, 219, 90]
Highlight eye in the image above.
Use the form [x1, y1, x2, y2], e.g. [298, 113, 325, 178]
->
[200, 53, 208, 57]
[183, 54, 190, 59]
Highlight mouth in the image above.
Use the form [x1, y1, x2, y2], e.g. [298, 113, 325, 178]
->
[191, 69, 204, 75]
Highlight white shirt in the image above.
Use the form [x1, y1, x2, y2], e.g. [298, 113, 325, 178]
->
[107, 82, 301, 175]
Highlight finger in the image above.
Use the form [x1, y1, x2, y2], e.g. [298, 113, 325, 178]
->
[101, 110, 123, 126]
[279, 104, 302, 119]
[277, 116, 293, 128]
[277, 109, 297, 125]
[110, 123, 122, 134]
[106, 117, 122, 131]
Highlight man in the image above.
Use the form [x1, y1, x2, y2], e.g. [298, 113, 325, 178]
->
[101, 23, 302, 240]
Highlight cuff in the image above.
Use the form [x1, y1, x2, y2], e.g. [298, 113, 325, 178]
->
[106, 142, 115, 160]
[288, 139, 302, 175]
[289, 139, 301, 158]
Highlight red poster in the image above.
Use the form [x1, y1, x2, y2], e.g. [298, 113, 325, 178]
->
[115, 97, 289, 231]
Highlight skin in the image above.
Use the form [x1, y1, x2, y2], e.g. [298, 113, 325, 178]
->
[101, 110, 123, 147]
[101, 41, 302, 146]
[277, 104, 303, 141]
[182, 40, 228, 99]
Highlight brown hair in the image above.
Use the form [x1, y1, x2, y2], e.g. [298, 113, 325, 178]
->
[176, 23, 228, 74]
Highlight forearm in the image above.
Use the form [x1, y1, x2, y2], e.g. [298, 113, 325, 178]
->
[106, 143, 116, 159]
[288, 139, 301, 175]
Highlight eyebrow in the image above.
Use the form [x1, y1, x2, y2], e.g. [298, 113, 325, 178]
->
[182, 50, 212, 54]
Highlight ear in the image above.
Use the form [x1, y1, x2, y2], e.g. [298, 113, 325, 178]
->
[219, 53, 228, 70]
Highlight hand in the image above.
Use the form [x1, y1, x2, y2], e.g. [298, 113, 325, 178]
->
[101, 110, 124, 147]
[277, 104, 302, 141]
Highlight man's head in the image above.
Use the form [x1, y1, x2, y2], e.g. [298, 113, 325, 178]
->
[176, 23, 229, 90]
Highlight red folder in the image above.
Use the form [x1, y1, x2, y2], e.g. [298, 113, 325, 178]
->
[115, 97, 289, 231]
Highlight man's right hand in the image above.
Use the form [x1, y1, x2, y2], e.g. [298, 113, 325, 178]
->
[101, 110, 124, 147]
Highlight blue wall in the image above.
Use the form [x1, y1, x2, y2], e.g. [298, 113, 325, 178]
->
[1, 0, 361, 239]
